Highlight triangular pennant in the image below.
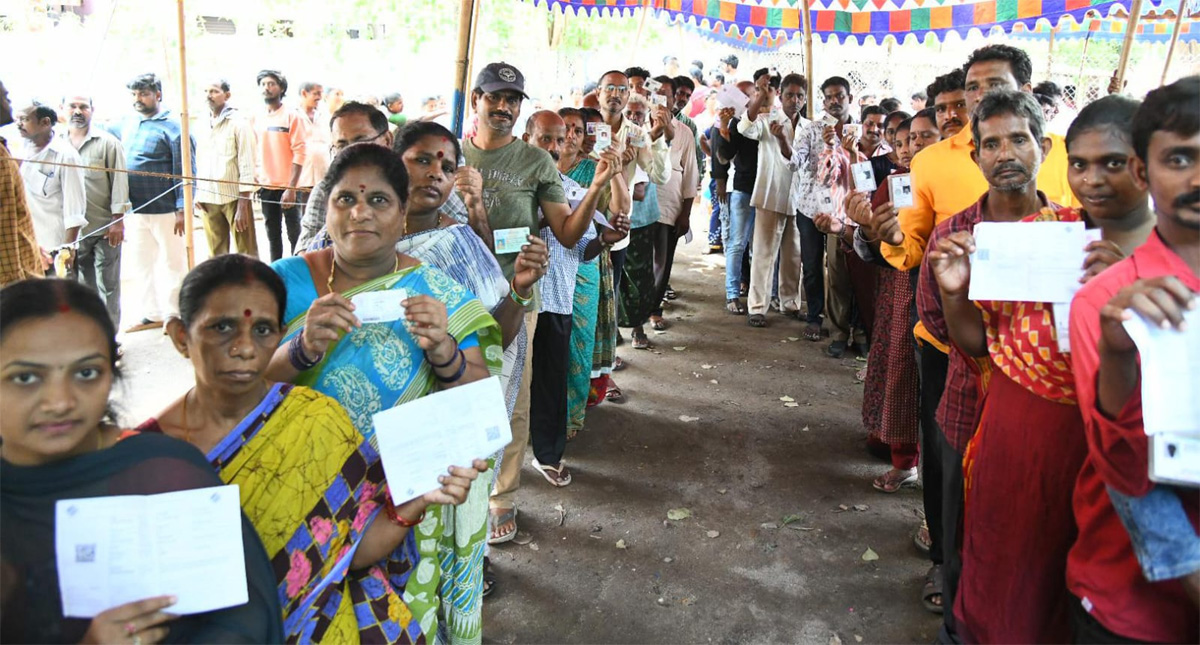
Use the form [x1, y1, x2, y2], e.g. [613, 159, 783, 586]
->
[871, 0, 888, 8]
[852, 0, 871, 10]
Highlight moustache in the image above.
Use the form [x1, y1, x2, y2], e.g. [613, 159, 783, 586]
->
[489, 111, 512, 120]
[1173, 189, 1200, 208]
[992, 162, 1030, 178]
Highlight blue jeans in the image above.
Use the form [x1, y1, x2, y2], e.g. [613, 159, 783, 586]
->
[724, 190, 755, 300]
[1107, 485, 1200, 581]
[707, 176, 722, 245]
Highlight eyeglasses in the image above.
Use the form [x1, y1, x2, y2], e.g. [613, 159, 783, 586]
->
[330, 129, 388, 155]
[602, 85, 630, 95]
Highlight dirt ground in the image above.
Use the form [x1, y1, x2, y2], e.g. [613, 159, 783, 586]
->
[114, 218, 942, 645]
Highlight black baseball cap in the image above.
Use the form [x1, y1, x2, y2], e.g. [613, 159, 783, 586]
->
[474, 62, 528, 98]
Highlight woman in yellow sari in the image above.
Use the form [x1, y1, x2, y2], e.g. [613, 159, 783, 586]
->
[143, 252, 492, 642]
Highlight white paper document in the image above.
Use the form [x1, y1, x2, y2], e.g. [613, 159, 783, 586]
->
[715, 85, 749, 117]
[56, 485, 248, 618]
[967, 221, 1088, 303]
[1149, 433, 1200, 486]
[373, 376, 512, 504]
[353, 289, 408, 324]
[1122, 307, 1200, 435]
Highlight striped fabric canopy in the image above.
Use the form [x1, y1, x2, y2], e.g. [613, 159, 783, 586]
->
[526, 0, 1180, 44]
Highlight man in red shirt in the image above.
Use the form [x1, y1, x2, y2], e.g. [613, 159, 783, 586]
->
[1067, 75, 1199, 643]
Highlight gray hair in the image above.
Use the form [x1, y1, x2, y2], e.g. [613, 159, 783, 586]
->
[626, 93, 650, 109]
[970, 89, 1045, 148]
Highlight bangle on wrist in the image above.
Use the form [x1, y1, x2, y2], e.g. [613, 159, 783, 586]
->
[288, 332, 322, 371]
[384, 503, 425, 528]
[433, 348, 468, 384]
[509, 278, 533, 307]
[425, 334, 459, 368]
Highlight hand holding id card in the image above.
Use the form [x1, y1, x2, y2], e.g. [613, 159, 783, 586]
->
[493, 227, 530, 254]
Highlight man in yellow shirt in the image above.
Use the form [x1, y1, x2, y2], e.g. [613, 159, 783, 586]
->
[873, 44, 1077, 277]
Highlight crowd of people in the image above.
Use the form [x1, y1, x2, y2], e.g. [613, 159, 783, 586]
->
[0, 40, 1196, 645]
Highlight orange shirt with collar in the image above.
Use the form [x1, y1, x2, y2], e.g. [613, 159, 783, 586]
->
[881, 123, 1079, 350]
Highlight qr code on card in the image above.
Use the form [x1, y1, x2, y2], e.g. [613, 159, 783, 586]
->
[485, 425, 501, 442]
[75, 544, 96, 563]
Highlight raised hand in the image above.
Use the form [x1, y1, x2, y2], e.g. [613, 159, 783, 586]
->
[1099, 277, 1196, 354]
[302, 292, 360, 358]
[513, 234, 549, 293]
[928, 230, 976, 297]
[1081, 239, 1125, 283]
[403, 294, 452, 356]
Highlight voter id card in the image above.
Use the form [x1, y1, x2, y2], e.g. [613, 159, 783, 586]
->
[493, 227, 530, 254]
[650, 94, 667, 107]
[842, 123, 861, 139]
[821, 113, 839, 127]
[644, 78, 662, 93]
[594, 123, 612, 152]
[628, 130, 648, 148]
[889, 174, 914, 208]
[851, 160, 876, 193]
[353, 289, 408, 324]
[586, 121, 599, 135]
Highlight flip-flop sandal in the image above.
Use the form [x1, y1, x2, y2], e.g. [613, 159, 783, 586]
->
[748, 314, 767, 328]
[532, 458, 572, 487]
[650, 318, 668, 331]
[873, 468, 919, 493]
[922, 564, 945, 614]
[632, 331, 651, 350]
[664, 288, 678, 300]
[483, 557, 498, 598]
[803, 324, 822, 341]
[913, 520, 932, 554]
[487, 508, 518, 545]
[726, 298, 747, 315]
[613, 356, 627, 371]
[606, 382, 626, 403]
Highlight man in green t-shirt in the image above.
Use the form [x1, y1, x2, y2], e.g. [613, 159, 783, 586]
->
[469, 61, 623, 545]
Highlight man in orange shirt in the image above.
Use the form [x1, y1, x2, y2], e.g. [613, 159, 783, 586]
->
[253, 69, 308, 261]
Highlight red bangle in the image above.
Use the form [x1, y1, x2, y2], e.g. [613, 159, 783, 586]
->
[384, 504, 425, 528]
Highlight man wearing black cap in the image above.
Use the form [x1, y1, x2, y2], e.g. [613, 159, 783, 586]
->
[469, 61, 624, 542]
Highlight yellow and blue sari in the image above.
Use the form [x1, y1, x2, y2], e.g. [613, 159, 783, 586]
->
[273, 254, 503, 644]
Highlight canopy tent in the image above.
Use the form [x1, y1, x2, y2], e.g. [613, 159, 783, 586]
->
[526, 0, 1142, 44]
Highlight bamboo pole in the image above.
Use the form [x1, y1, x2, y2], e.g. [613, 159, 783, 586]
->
[629, 1, 650, 66]
[175, 0, 195, 269]
[1114, 0, 1146, 91]
[1046, 26, 1056, 78]
[1161, 0, 1188, 85]
[452, 0, 478, 137]
[801, 0, 815, 119]
[1074, 31, 1092, 100]
[465, 0, 482, 95]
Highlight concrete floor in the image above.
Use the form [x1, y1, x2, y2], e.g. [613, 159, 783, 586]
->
[114, 218, 942, 645]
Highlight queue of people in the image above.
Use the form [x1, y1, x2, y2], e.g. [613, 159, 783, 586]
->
[0, 44, 1196, 644]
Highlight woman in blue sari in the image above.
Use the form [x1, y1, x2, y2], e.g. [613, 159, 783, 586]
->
[266, 143, 503, 643]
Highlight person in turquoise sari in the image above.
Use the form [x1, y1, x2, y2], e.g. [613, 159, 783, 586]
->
[265, 143, 503, 644]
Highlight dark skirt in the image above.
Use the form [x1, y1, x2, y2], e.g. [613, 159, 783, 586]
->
[619, 226, 658, 328]
[862, 267, 920, 447]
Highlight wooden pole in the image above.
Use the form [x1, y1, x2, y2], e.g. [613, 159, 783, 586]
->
[1046, 26, 1057, 78]
[175, 0, 195, 269]
[1074, 31, 1092, 99]
[801, 0, 815, 119]
[629, 1, 650, 66]
[1114, 0, 1145, 91]
[452, 0, 478, 137]
[1161, 0, 1188, 85]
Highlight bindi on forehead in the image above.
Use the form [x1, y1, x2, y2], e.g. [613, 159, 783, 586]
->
[243, 309, 252, 318]
[358, 184, 366, 193]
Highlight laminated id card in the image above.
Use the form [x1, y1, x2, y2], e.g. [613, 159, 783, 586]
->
[851, 161, 876, 193]
[493, 227, 530, 254]
[352, 289, 408, 324]
[594, 124, 612, 152]
[889, 174, 914, 208]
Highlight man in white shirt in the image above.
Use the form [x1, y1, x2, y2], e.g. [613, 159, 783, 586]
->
[738, 70, 809, 327]
[15, 102, 86, 274]
[645, 76, 698, 330]
[197, 80, 257, 257]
